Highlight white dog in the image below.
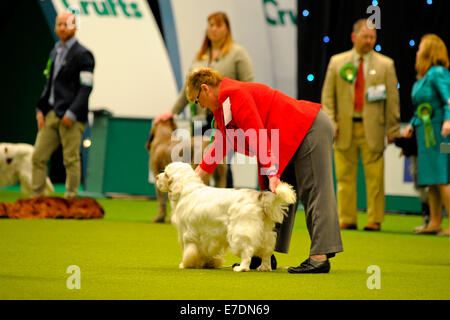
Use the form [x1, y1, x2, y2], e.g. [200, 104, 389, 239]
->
[0, 143, 54, 195]
[156, 162, 296, 272]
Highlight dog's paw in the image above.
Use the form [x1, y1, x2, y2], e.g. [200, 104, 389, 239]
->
[179, 262, 185, 269]
[256, 264, 272, 272]
[152, 215, 166, 223]
[233, 265, 249, 272]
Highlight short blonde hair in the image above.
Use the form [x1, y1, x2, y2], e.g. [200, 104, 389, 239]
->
[185, 68, 223, 102]
[415, 34, 449, 79]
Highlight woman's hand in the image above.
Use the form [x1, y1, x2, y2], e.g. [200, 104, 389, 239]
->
[269, 176, 281, 193]
[154, 111, 174, 124]
[402, 125, 414, 138]
[195, 165, 208, 179]
[441, 120, 450, 137]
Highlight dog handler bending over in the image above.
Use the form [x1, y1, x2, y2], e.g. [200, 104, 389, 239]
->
[186, 68, 343, 273]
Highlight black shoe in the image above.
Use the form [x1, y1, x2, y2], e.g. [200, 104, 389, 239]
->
[288, 258, 330, 274]
[232, 255, 277, 270]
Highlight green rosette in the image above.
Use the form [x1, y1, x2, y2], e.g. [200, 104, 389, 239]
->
[417, 102, 436, 148]
[43, 57, 52, 78]
[340, 62, 357, 83]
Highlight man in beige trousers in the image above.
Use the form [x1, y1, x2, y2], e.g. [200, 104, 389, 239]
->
[32, 11, 94, 198]
[321, 19, 400, 231]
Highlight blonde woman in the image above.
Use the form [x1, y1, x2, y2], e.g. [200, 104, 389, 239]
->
[154, 12, 254, 126]
[186, 68, 343, 273]
[402, 34, 450, 236]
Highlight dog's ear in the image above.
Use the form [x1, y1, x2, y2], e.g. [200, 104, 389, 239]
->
[168, 118, 177, 131]
[168, 182, 182, 202]
[145, 126, 157, 151]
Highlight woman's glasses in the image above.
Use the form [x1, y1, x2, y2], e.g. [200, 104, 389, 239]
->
[194, 87, 202, 105]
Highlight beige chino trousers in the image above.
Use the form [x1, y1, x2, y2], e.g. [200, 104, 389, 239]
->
[32, 110, 86, 198]
[334, 122, 385, 225]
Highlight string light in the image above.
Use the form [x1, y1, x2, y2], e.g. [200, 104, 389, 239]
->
[302, 10, 309, 17]
[307, 74, 315, 82]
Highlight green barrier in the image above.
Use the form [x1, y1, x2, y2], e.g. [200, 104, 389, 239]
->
[84, 110, 155, 198]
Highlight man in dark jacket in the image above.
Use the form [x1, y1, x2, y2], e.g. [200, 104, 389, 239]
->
[32, 11, 95, 198]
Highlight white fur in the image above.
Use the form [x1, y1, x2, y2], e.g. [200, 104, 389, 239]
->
[156, 162, 296, 272]
[0, 143, 54, 195]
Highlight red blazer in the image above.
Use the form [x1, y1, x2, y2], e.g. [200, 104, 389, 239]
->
[199, 78, 321, 190]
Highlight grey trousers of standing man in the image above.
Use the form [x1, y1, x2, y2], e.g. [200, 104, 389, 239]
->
[275, 109, 343, 257]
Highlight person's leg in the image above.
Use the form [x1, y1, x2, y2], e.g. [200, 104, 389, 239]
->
[411, 156, 431, 230]
[288, 110, 342, 273]
[59, 121, 86, 198]
[334, 144, 359, 227]
[359, 136, 385, 228]
[276, 160, 299, 253]
[438, 184, 450, 236]
[438, 184, 450, 214]
[31, 111, 61, 197]
[424, 185, 443, 232]
[294, 110, 343, 257]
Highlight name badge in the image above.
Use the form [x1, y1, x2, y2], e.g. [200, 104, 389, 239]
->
[223, 97, 232, 125]
[80, 71, 94, 87]
[366, 84, 386, 102]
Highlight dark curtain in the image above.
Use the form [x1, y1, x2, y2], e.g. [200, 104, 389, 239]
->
[297, 0, 450, 121]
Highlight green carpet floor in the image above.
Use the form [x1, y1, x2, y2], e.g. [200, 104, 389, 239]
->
[0, 189, 448, 300]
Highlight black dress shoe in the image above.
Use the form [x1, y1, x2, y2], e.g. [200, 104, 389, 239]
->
[232, 255, 277, 270]
[288, 258, 330, 274]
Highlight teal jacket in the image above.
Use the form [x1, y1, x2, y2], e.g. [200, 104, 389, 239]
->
[410, 65, 450, 128]
[410, 65, 450, 186]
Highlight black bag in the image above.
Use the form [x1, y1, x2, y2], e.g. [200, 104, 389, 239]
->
[394, 130, 418, 157]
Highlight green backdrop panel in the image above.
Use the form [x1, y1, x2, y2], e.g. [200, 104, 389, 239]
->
[102, 118, 154, 196]
[84, 113, 155, 197]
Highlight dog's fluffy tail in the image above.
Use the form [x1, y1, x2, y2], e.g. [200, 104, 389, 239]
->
[262, 182, 296, 223]
[275, 182, 296, 204]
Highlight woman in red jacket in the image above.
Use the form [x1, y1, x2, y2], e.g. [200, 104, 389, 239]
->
[187, 68, 343, 273]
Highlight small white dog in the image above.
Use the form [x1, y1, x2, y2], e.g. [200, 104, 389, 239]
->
[0, 143, 54, 195]
[156, 162, 296, 272]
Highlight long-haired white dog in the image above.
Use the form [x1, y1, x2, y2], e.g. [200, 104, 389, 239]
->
[156, 162, 296, 272]
[0, 143, 54, 195]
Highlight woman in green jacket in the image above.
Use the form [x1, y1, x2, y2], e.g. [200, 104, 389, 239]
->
[403, 34, 450, 236]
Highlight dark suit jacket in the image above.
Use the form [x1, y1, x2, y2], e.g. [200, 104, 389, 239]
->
[37, 40, 95, 123]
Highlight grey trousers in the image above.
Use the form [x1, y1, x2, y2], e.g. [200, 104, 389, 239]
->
[274, 109, 343, 257]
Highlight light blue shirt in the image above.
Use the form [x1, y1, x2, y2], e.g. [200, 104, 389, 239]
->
[48, 37, 77, 121]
